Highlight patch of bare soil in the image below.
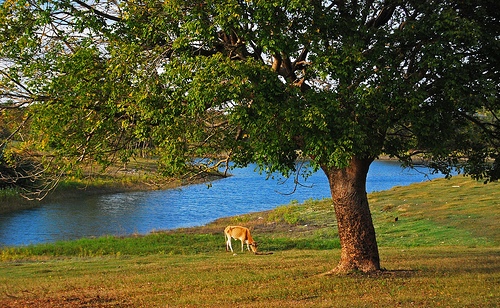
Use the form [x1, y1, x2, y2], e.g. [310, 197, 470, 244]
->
[0, 285, 138, 307]
[319, 268, 420, 278]
[0, 295, 134, 308]
[158, 209, 323, 238]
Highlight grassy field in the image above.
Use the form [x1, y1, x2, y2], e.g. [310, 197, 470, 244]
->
[0, 176, 499, 307]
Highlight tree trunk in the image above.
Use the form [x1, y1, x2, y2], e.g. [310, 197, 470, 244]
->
[321, 156, 380, 273]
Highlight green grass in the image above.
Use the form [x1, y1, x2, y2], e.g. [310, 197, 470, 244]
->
[370, 177, 499, 247]
[0, 176, 499, 307]
[0, 187, 19, 198]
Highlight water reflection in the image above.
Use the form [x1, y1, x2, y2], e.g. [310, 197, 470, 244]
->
[0, 161, 445, 246]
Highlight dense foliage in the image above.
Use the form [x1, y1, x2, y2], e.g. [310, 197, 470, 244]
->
[1, 0, 498, 180]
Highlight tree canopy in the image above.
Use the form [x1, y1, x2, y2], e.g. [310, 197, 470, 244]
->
[1, 0, 498, 180]
[1, 0, 499, 271]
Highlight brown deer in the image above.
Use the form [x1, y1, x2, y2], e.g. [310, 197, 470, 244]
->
[224, 226, 258, 253]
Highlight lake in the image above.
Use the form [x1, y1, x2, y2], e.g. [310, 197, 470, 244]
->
[0, 160, 445, 247]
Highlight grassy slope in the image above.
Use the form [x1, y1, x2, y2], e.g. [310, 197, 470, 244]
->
[0, 176, 499, 307]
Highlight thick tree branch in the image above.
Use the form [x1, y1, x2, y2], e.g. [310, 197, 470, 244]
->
[204, 120, 229, 128]
[72, 0, 122, 22]
[366, 4, 396, 28]
[272, 53, 282, 73]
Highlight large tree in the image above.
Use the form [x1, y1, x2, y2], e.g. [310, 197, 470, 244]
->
[1, 0, 499, 272]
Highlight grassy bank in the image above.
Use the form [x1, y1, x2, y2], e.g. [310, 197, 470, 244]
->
[0, 176, 499, 307]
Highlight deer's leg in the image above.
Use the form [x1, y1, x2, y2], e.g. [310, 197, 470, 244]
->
[226, 235, 233, 252]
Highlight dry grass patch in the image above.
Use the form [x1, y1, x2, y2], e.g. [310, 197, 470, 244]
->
[0, 247, 498, 307]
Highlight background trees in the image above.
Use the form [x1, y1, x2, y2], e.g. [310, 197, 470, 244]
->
[1, 0, 498, 272]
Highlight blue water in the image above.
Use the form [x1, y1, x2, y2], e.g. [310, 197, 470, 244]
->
[0, 161, 445, 246]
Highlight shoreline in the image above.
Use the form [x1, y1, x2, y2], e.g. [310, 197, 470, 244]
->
[0, 171, 226, 214]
